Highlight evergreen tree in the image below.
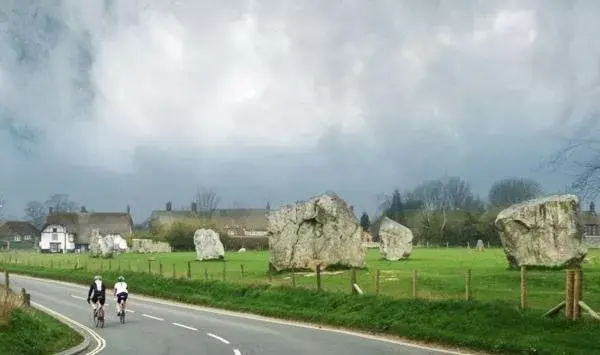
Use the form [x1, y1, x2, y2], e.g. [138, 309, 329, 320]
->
[384, 189, 407, 225]
[359, 212, 370, 231]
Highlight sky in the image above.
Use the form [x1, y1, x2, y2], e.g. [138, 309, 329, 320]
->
[1, 0, 599, 223]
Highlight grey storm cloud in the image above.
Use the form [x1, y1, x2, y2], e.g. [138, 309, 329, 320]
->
[1, 0, 599, 220]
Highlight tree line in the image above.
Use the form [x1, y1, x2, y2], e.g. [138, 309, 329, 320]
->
[360, 176, 545, 246]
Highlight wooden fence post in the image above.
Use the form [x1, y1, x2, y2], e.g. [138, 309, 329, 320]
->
[204, 267, 208, 280]
[222, 262, 227, 282]
[565, 269, 575, 319]
[291, 271, 296, 287]
[412, 270, 418, 299]
[147, 260, 152, 274]
[375, 269, 381, 295]
[465, 269, 472, 301]
[351, 268, 357, 294]
[187, 261, 192, 279]
[118, 260, 121, 271]
[21, 288, 30, 307]
[159, 263, 163, 277]
[520, 266, 527, 310]
[240, 264, 245, 279]
[316, 264, 322, 292]
[4, 269, 9, 289]
[573, 268, 583, 320]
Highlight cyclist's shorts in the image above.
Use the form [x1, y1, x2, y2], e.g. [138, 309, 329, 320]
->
[91, 294, 105, 305]
[116, 292, 128, 303]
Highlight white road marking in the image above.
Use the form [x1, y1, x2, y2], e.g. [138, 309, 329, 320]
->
[207, 332, 230, 344]
[233, 349, 242, 355]
[71, 295, 86, 301]
[143, 314, 164, 321]
[16, 274, 474, 355]
[126, 309, 134, 313]
[172, 322, 198, 331]
[31, 301, 106, 354]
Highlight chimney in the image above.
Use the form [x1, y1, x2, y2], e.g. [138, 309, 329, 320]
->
[591, 201, 596, 213]
[80, 206, 87, 213]
[166, 201, 172, 211]
[126, 204, 131, 214]
[49, 207, 53, 214]
[191, 202, 197, 213]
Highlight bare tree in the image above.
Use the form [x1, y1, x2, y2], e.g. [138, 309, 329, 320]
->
[488, 178, 543, 207]
[192, 187, 221, 218]
[24, 201, 46, 229]
[0, 194, 5, 222]
[545, 136, 600, 200]
[45, 193, 78, 212]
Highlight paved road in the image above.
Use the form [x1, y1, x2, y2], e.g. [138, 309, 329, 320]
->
[6, 274, 469, 355]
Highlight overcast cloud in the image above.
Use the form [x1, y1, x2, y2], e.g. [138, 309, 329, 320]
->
[1, 0, 599, 222]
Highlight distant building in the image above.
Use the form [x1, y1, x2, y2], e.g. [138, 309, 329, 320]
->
[149, 202, 268, 237]
[40, 208, 133, 253]
[582, 202, 600, 248]
[0, 221, 40, 251]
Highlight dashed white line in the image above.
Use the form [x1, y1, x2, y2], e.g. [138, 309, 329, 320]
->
[233, 349, 242, 355]
[172, 322, 198, 331]
[126, 309, 134, 313]
[71, 295, 86, 300]
[207, 332, 231, 344]
[143, 314, 164, 321]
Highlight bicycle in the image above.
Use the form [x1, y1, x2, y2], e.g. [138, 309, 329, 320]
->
[92, 300, 105, 328]
[117, 300, 126, 324]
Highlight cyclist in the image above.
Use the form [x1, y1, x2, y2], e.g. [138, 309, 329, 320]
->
[113, 275, 128, 316]
[87, 275, 106, 318]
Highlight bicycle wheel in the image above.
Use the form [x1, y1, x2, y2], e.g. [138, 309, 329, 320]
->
[120, 310, 125, 324]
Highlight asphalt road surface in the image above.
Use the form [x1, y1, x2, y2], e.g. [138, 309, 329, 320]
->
[6, 274, 470, 355]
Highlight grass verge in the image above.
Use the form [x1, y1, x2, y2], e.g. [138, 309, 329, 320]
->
[3, 263, 600, 355]
[0, 287, 83, 355]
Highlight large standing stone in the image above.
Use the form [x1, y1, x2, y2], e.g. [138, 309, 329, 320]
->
[194, 228, 225, 261]
[88, 229, 116, 258]
[495, 194, 588, 268]
[267, 192, 366, 271]
[378, 217, 413, 261]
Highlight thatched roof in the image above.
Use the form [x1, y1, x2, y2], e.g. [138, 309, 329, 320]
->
[43, 212, 133, 244]
[0, 221, 39, 237]
[150, 208, 268, 232]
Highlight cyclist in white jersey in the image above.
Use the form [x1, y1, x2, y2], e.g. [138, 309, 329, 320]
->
[113, 276, 129, 316]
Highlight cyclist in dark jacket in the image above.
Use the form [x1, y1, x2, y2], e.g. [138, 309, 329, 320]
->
[87, 275, 106, 318]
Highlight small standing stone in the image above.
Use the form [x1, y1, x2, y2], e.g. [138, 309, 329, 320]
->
[476, 239, 485, 252]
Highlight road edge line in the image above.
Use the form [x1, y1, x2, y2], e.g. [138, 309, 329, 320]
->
[30, 300, 105, 355]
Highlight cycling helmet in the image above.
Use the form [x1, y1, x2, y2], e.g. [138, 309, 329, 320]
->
[94, 275, 102, 281]
[117, 276, 125, 282]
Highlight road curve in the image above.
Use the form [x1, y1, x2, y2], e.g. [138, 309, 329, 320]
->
[7, 274, 474, 355]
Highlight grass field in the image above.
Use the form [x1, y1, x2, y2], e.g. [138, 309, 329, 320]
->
[0, 287, 83, 354]
[2, 247, 600, 311]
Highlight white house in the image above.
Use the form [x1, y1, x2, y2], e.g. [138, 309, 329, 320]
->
[40, 224, 75, 253]
[40, 209, 133, 253]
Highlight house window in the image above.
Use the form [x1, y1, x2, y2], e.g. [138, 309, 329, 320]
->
[24, 235, 31, 241]
[52, 233, 58, 241]
[52, 227, 57, 233]
[13, 236, 22, 242]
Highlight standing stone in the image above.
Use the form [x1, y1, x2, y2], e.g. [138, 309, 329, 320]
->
[378, 217, 413, 260]
[267, 192, 366, 271]
[495, 194, 588, 268]
[194, 228, 225, 261]
[476, 239, 485, 252]
[88, 229, 116, 258]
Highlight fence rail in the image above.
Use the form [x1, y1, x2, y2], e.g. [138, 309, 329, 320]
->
[0, 251, 591, 312]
